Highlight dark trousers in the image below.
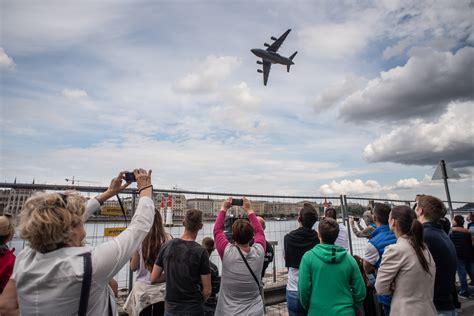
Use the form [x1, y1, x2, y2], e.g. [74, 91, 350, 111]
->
[140, 302, 165, 316]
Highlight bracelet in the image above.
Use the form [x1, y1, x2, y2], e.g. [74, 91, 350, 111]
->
[138, 185, 153, 194]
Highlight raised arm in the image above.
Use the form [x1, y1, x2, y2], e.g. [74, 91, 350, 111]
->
[83, 171, 131, 221]
[213, 197, 231, 258]
[91, 169, 155, 283]
[243, 197, 266, 252]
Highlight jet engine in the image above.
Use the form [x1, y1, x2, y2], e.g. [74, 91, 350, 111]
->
[264, 43, 270, 47]
[257, 69, 263, 73]
[271, 36, 277, 41]
[256, 61, 263, 65]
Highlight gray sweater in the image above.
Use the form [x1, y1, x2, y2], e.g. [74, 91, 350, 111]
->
[215, 243, 265, 316]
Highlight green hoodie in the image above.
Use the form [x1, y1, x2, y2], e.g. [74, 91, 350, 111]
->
[298, 243, 366, 316]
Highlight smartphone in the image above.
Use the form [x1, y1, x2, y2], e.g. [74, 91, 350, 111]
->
[231, 198, 243, 206]
[124, 172, 136, 183]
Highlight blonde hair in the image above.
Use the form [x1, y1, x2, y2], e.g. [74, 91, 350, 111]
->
[19, 192, 86, 253]
[0, 215, 15, 244]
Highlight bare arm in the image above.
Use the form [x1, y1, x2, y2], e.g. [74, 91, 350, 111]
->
[83, 171, 130, 221]
[363, 259, 376, 275]
[201, 273, 212, 302]
[108, 279, 118, 297]
[130, 251, 140, 272]
[150, 264, 164, 284]
[0, 279, 19, 316]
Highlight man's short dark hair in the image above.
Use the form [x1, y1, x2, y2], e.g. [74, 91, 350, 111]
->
[299, 203, 318, 229]
[318, 218, 339, 244]
[373, 203, 391, 224]
[453, 215, 465, 227]
[184, 209, 203, 232]
[232, 219, 254, 245]
[418, 195, 446, 223]
[324, 208, 337, 220]
[202, 237, 215, 255]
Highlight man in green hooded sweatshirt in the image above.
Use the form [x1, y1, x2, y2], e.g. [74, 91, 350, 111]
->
[298, 218, 366, 315]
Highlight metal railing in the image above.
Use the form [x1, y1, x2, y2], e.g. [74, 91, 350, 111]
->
[1, 182, 472, 293]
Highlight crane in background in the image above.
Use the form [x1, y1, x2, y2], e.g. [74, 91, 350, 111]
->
[65, 176, 99, 186]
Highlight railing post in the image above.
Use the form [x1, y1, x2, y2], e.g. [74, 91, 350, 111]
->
[128, 192, 137, 293]
[341, 195, 353, 255]
[273, 243, 277, 283]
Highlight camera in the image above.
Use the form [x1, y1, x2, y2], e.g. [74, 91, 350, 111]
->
[354, 217, 360, 222]
[231, 198, 243, 206]
[124, 172, 136, 183]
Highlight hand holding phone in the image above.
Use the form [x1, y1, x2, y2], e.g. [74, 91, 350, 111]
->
[124, 172, 136, 183]
[231, 198, 243, 206]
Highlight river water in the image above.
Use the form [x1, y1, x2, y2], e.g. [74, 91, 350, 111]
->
[9, 219, 368, 288]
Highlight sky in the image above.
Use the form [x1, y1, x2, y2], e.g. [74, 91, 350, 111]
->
[1, 0, 473, 202]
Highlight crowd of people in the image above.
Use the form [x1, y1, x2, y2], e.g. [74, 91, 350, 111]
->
[0, 169, 472, 316]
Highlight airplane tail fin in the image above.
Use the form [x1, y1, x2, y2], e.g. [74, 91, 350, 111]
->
[288, 51, 297, 72]
[289, 51, 298, 61]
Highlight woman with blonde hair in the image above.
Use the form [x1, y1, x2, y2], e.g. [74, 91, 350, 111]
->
[124, 206, 171, 316]
[0, 214, 15, 294]
[0, 169, 155, 316]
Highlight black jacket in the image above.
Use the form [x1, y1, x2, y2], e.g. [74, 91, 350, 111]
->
[423, 222, 457, 311]
[449, 229, 473, 260]
[284, 227, 319, 269]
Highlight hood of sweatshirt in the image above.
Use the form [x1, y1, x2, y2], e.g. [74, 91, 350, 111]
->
[286, 227, 319, 247]
[311, 243, 347, 264]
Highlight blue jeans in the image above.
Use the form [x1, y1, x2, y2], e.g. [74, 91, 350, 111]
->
[286, 290, 307, 316]
[437, 310, 457, 316]
[457, 258, 470, 295]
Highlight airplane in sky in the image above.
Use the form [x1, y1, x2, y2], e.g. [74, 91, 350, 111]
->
[251, 29, 297, 86]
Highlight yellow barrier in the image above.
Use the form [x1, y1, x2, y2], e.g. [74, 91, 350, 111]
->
[104, 227, 126, 237]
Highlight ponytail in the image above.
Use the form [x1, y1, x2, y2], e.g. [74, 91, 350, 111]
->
[407, 219, 431, 274]
[392, 205, 432, 275]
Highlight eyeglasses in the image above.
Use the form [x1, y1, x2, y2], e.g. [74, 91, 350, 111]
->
[412, 202, 418, 211]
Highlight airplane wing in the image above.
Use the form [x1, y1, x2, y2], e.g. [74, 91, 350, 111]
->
[266, 29, 291, 52]
[263, 60, 271, 86]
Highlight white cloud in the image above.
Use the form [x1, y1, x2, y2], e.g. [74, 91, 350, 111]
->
[340, 47, 474, 122]
[0, 47, 15, 70]
[320, 179, 382, 195]
[209, 82, 263, 131]
[363, 101, 474, 167]
[298, 21, 373, 59]
[173, 55, 241, 94]
[1, 137, 368, 195]
[382, 38, 413, 60]
[310, 75, 366, 113]
[62, 88, 88, 100]
[395, 178, 421, 189]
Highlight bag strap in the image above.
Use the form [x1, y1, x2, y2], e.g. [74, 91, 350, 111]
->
[236, 246, 261, 289]
[78, 252, 92, 316]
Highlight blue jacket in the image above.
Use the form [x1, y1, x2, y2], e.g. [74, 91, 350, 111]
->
[369, 224, 396, 306]
[369, 224, 397, 269]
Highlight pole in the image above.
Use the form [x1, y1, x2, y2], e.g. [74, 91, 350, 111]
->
[128, 193, 137, 293]
[341, 195, 353, 255]
[440, 160, 454, 220]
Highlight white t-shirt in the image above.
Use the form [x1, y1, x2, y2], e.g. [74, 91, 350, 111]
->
[286, 267, 299, 291]
[363, 242, 380, 266]
[335, 223, 350, 251]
